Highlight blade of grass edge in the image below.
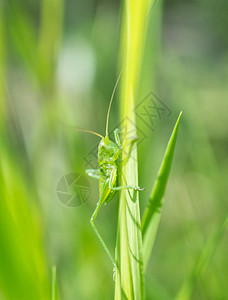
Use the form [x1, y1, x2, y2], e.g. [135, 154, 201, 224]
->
[142, 112, 182, 268]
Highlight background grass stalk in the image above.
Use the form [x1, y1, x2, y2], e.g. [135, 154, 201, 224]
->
[175, 216, 228, 300]
[52, 266, 59, 300]
[38, 0, 64, 94]
[115, 1, 152, 299]
[0, 1, 5, 126]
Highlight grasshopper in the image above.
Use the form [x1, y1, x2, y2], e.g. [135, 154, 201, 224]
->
[79, 72, 144, 267]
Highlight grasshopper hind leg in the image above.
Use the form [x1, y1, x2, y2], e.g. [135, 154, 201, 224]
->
[90, 218, 115, 266]
[109, 165, 144, 191]
[90, 178, 116, 266]
[110, 185, 144, 191]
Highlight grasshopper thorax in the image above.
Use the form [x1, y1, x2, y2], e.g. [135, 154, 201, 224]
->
[98, 136, 121, 166]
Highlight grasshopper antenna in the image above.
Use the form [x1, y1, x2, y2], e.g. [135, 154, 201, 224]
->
[59, 121, 104, 139]
[76, 128, 104, 139]
[105, 68, 123, 137]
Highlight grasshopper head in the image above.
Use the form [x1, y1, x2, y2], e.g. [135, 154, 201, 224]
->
[98, 137, 121, 165]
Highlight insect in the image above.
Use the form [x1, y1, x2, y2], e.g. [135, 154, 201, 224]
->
[78, 72, 144, 267]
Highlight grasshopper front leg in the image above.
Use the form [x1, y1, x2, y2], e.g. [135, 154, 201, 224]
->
[86, 169, 100, 179]
[114, 128, 139, 166]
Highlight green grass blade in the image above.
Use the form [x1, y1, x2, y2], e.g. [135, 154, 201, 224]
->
[142, 112, 182, 268]
[0, 151, 51, 299]
[38, 0, 64, 90]
[52, 266, 59, 300]
[0, 0, 5, 124]
[115, 1, 153, 299]
[6, 0, 37, 77]
[175, 216, 228, 300]
[0, 3, 50, 298]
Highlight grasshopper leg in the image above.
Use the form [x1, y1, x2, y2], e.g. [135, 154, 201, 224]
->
[90, 178, 116, 266]
[86, 169, 100, 179]
[114, 130, 139, 166]
[110, 185, 144, 191]
[121, 135, 139, 166]
[109, 166, 144, 191]
[114, 128, 121, 147]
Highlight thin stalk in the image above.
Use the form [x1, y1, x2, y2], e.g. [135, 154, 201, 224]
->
[115, 1, 153, 299]
[38, 0, 64, 93]
[52, 266, 58, 300]
[0, 1, 5, 127]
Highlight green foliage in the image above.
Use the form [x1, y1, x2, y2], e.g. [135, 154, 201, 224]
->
[115, 1, 153, 299]
[142, 112, 182, 268]
[176, 217, 228, 300]
[0, 141, 50, 299]
[52, 266, 59, 300]
[1, 0, 227, 299]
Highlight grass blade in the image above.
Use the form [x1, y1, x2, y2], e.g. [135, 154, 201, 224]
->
[0, 151, 51, 299]
[38, 0, 64, 90]
[0, 0, 5, 123]
[0, 3, 50, 298]
[175, 216, 228, 300]
[142, 112, 182, 268]
[52, 266, 59, 300]
[6, 0, 37, 77]
[115, 1, 153, 299]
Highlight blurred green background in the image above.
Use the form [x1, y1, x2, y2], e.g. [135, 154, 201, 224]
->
[0, 0, 228, 299]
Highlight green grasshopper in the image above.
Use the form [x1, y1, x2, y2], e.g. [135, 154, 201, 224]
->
[79, 73, 144, 267]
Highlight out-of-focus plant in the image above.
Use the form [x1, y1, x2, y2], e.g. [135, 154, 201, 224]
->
[0, 0, 64, 298]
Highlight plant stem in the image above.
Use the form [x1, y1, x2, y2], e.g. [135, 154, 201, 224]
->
[115, 1, 152, 299]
